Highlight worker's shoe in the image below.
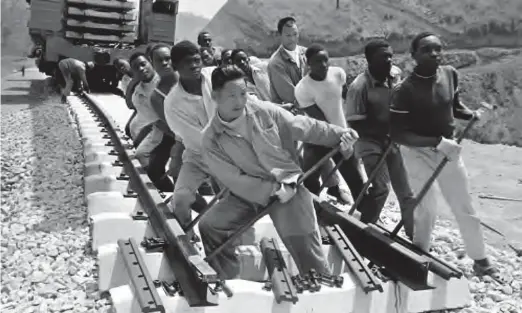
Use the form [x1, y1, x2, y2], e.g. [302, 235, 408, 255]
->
[473, 258, 506, 283]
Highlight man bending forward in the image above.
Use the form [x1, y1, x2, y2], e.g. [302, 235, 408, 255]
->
[199, 65, 358, 279]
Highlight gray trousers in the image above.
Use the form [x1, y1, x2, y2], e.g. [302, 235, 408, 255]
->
[400, 146, 487, 260]
[355, 137, 415, 237]
[199, 186, 331, 279]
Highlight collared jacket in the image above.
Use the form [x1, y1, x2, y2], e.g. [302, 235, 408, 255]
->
[201, 96, 346, 207]
[267, 45, 308, 104]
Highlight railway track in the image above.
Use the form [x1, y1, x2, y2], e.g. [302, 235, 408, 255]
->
[66, 91, 473, 313]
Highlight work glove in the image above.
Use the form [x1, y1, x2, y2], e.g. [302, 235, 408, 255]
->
[274, 183, 297, 204]
[436, 137, 462, 161]
[340, 128, 359, 159]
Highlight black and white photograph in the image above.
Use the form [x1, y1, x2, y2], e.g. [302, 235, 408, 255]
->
[1, 0, 521, 312]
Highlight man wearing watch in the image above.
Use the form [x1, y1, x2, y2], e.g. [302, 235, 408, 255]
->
[390, 32, 498, 278]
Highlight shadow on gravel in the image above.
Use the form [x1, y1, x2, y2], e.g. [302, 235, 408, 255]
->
[1, 78, 53, 106]
[12, 76, 89, 234]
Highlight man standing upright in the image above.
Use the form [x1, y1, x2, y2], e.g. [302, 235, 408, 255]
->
[267, 17, 348, 203]
[390, 32, 498, 278]
[295, 44, 376, 210]
[267, 16, 306, 107]
[344, 40, 415, 236]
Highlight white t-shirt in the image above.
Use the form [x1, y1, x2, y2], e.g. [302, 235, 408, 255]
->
[294, 66, 347, 128]
[164, 67, 216, 154]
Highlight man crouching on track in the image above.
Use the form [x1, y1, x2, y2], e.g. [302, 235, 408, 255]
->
[163, 41, 220, 241]
[58, 58, 94, 103]
[199, 65, 359, 279]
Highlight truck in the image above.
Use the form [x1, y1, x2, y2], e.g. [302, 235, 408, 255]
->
[26, 0, 178, 89]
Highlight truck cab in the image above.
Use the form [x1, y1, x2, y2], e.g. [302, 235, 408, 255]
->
[27, 0, 178, 88]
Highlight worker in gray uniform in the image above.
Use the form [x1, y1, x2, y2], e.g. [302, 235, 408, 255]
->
[58, 58, 94, 103]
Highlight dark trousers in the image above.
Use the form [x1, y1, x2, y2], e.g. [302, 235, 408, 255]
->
[147, 134, 176, 192]
[355, 137, 415, 237]
[303, 143, 377, 215]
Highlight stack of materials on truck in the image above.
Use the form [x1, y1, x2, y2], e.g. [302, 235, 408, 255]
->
[65, 0, 140, 44]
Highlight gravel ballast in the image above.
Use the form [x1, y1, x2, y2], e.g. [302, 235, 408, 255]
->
[380, 200, 522, 313]
[1, 78, 110, 313]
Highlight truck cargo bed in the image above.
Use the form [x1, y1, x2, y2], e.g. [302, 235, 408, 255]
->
[67, 0, 136, 10]
[67, 20, 137, 32]
[66, 31, 136, 43]
[67, 7, 137, 21]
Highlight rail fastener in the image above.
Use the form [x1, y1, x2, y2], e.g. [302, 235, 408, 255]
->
[118, 238, 165, 313]
[260, 237, 299, 304]
[82, 93, 219, 307]
[323, 224, 383, 293]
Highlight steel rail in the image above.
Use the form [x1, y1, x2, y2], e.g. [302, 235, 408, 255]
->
[79, 93, 219, 307]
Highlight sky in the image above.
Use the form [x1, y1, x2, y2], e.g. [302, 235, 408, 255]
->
[178, 0, 228, 19]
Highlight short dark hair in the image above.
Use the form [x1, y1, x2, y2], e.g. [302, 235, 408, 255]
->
[170, 40, 200, 65]
[305, 44, 326, 61]
[149, 43, 171, 59]
[211, 65, 245, 91]
[129, 52, 148, 65]
[197, 31, 210, 41]
[411, 32, 437, 53]
[112, 57, 126, 66]
[364, 39, 390, 61]
[277, 16, 297, 34]
[230, 48, 247, 60]
[221, 48, 232, 58]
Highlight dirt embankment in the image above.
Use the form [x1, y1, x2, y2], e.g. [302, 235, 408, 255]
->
[205, 0, 522, 147]
[329, 48, 522, 147]
[206, 0, 522, 58]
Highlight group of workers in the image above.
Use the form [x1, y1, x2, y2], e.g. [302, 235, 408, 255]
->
[59, 17, 500, 282]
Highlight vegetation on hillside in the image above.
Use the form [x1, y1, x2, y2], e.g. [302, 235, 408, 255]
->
[206, 0, 522, 57]
[329, 48, 522, 147]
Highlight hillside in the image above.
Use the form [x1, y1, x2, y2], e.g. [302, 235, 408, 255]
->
[205, 0, 522, 57]
[175, 13, 210, 43]
[1, 0, 31, 57]
[329, 48, 522, 147]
